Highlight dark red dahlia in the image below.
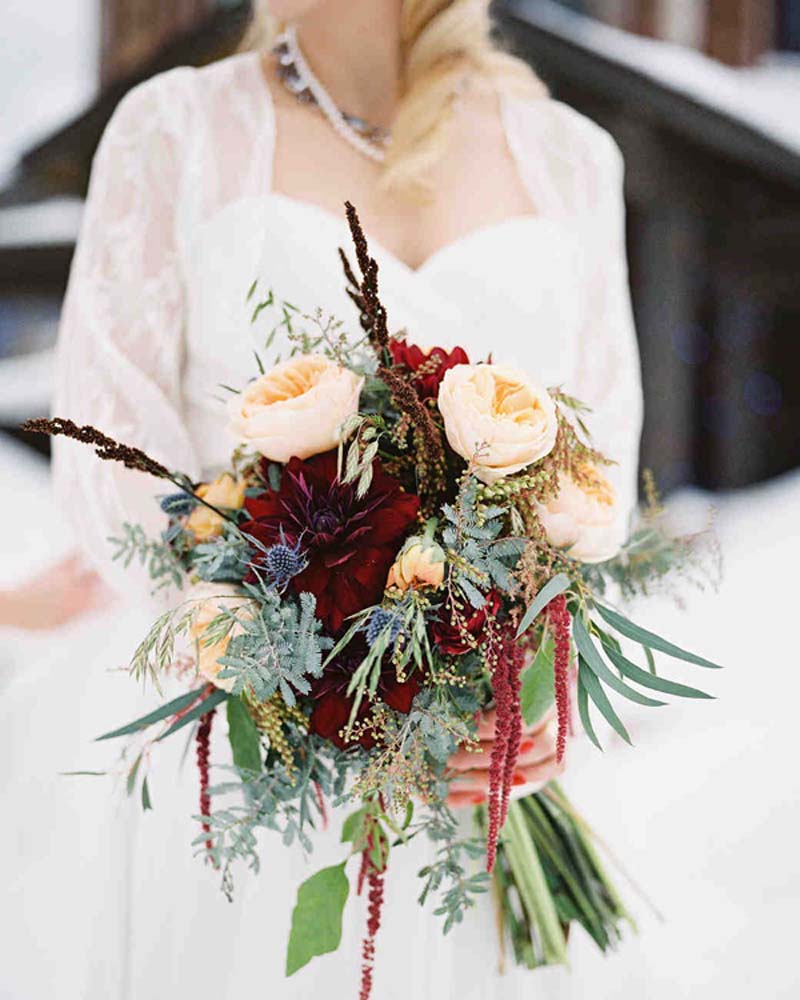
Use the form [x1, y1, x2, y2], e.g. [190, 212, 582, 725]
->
[241, 450, 420, 633]
[309, 646, 420, 750]
[388, 339, 470, 401]
[432, 590, 503, 655]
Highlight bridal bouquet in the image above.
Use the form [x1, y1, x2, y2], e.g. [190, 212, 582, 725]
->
[28, 204, 720, 996]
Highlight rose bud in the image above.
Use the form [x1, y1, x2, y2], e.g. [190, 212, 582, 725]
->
[387, 534, 446, 592]
[186, 472, 247, 542]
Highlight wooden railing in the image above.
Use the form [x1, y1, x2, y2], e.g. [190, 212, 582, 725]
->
[570, 0, 778, 66]
[499, 0, 800, 491]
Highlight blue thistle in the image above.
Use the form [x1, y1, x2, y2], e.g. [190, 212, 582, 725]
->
[262, 537, 307, 590]
[365, 607, 405, 648]
[160, 492, 197, 517]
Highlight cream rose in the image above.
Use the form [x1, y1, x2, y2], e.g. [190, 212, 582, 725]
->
[437, 364, 558, 485]
[537, 466, 624, 564]
[188, 583, 250, 692]
[228, 354, 363, 463]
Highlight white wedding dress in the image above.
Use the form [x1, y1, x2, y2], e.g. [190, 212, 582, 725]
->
[4, 53, 643, 999]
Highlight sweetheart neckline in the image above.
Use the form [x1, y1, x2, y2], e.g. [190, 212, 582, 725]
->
[245, 52, 548, 276]
[265, 192, 548, 276]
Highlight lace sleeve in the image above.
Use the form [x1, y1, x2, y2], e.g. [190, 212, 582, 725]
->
[53, 72, 200, 594]
[571, 124, 644, 529]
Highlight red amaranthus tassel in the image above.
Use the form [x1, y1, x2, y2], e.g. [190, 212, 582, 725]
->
[196, 708, 215, 861]
[358, 850, 386, 1000]
[547, 594, 572, 764]
[485, 626, 526, 873]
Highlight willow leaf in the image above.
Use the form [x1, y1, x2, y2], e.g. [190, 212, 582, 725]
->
[97, 687, 206, 741]
[595, 604, 721, 670]
[577, 674, 602, 750]
[516, 573, 572, 638]
[578, 659, 632, 746]
[573, 616, 666, 708]
[157, 688, 228, 741]
[600, 639, 713, 700]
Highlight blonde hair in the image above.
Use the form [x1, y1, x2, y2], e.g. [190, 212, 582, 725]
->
[241, 1, 545, 197]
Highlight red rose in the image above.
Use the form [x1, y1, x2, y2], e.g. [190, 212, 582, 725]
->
[240, 451, 420, 634]
[432, 590, 503, 655]
[388, 339, 470, 401]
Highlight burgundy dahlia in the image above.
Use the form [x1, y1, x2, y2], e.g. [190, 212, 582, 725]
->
[241, 450, 420, 633]
[309, 646, 420, 750]
[432, 590, 503, 655]
[388, 339, 470, 401]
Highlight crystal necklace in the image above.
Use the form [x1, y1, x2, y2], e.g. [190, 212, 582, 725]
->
[272, 26, 391, 163]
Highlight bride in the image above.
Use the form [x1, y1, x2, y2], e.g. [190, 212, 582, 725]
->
[40, 0, 642, 997]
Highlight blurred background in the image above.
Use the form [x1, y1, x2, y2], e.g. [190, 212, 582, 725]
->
[1, 2, 798, 998]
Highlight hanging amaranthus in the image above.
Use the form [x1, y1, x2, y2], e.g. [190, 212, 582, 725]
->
[547, 594, 572, 764]
[358, 851, 386, 1000]
[485, 624, 526, 873]
[196, 708, 215, 861]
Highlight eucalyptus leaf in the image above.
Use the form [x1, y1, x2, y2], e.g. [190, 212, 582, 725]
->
[595, 604, 721, 670]
[286, 862, 350, 976]
[516, 574, 572, 638]
[141, 776, 153, 811]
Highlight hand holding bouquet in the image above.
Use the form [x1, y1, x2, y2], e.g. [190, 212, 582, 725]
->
[27, 204, 720, 995]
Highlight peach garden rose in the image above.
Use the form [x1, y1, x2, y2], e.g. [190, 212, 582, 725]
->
[188, 583, 250, 693]
[228, 353, 363, 463]
[537, 465, 624, 564]
[437, 363, 558, 485]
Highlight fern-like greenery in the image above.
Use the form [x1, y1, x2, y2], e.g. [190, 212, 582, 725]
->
[217, 584, 332, 706]
[442, 476, 525, 607]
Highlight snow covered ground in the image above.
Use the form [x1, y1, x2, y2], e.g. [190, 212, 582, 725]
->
[1, 435, 798, 997]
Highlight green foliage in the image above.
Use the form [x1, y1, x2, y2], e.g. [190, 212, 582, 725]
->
[442, 476, 524, 607]
[517, 573, 573, 637]
[416, 800, 490, 934]
[218, 587, 332, 707]
[128, 602, 198, 687]
[196, 737, 358, 899]
[286, 863, 350, 976]
[226, 696, 263, 774]
[96, 686, 206, 741]
[190, 526, 250, 583]
[520, 634, 556, 726]
[157, 687, 228, 741]
[110, 522, 186, 590]
[491, 787, 632, 967]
